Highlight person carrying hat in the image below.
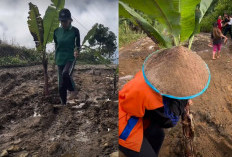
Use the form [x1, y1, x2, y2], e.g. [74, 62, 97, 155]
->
[118, 46, 211, 157]
[53, 8, 80, 105]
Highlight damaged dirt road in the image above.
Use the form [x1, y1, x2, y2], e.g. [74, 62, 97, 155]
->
[0, 65, 118, 157]
[119, 33, 232, 157]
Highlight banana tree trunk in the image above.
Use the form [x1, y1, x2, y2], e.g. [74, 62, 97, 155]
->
[42, 52, 49, 95]
[182, 102, 195, 157]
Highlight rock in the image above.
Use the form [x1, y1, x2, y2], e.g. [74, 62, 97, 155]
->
[148, 45, 154, 50]
[67, 99, 75, 104]
[0, 150, 8, 157]
[19, 152, 29, 157]
[13, 139, 22, 145]
[104, 142, 108, 146]
[110, 151, 118, 157]
[7, 145, 21, 152]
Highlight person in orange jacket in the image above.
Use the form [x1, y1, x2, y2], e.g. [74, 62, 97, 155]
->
[118, 46, 211, 157]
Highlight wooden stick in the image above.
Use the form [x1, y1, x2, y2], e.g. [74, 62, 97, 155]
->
[181, 100, 195, 157]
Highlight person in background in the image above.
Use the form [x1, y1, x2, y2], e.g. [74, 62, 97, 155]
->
[217, 15, 222, 31]
[53, 8, 80, 105]
[228, 15, 232, 27]
[210, 23, 227, 60]
[222, 13, 232, 39]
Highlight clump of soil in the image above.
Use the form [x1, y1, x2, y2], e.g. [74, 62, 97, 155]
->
[144, 46, 209, 97]
[0, 64, 118, 157]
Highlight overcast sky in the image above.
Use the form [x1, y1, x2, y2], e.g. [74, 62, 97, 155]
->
[0, 0, 118, 52]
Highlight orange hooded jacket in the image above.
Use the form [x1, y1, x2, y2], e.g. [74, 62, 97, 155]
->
[119, 71, 164, 152]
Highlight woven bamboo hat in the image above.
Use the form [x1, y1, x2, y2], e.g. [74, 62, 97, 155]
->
[142, 46, 210, 99]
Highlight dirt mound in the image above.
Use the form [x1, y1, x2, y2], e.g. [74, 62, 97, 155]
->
[144, 46, 209, 97]
[119, 33, 232, 156]
[0, 64, 118, 157]
[119, 37, 158, 77]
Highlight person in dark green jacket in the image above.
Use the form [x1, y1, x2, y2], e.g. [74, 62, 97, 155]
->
[53, 8, 80, 105]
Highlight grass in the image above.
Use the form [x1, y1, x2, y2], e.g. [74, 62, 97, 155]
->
[119, 24, 146, 48]
[0, 42, 115, 67]
[0, 43, 41, 67]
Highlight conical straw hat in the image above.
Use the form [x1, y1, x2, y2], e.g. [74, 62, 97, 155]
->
[142, 46, 210, 99]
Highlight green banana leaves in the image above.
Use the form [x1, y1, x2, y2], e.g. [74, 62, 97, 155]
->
[188, 0, 214, 48]
[27, 2, 44, 51]
[27, 0, 65, 51]
[119, 0, 213, 48]
[43, 0, 65, 47]
[180, 0, 201, 42]
[119, 1, 172, 48]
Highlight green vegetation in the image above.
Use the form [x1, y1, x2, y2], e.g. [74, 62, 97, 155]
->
[0, 44, 41, 67]
[119, 0, 213, 49]
[78, 49, 111, 64]
[201, 0, 232, 32]
[119, 21, 146, 48]
[80, 23, 117, 64]
[88, 24, 117, 58]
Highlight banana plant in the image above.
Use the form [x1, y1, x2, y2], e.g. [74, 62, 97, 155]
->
[27, 0, 65, 95]
[119, 0, 213, 49]
[28, 1, 99, 95]
[188, 0, 214, 48]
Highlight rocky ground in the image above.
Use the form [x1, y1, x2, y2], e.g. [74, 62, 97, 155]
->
[0, 64, 118, 157]
[119, 33, 232, 157]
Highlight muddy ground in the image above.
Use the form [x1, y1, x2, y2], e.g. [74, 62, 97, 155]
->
[119, 33, 232, 157]
[0, 64, 118, 157]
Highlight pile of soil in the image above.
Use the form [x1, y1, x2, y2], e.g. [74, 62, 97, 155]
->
[119, 33, 232, 156]
[144, 46, 209, 97]
[0, 64, 118, 157]
[119, 37, 159, 77]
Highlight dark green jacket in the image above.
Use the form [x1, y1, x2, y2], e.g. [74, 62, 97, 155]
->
[53, 24, 80, 65]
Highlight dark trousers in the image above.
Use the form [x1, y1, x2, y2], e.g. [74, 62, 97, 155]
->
[58, 61, 75, 104]
[119, 124, 165, 157]
[223, 26, 232, 39]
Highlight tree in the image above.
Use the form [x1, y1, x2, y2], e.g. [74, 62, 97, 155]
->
[88, 24, 117, 59]
[201, 0, 232, 32]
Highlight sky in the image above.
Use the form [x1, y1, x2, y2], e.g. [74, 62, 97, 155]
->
[0, 0, 118, 52]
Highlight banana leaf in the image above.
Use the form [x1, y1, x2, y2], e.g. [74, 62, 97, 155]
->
[119, 1, 172, 48]
[27, 2, 44, 51]
[43, 0, 65, 46]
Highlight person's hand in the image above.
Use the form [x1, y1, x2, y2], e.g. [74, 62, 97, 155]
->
[74, 51, 78, 58]
[208, 43, 213, 47]
[188, 100, 193, 106]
